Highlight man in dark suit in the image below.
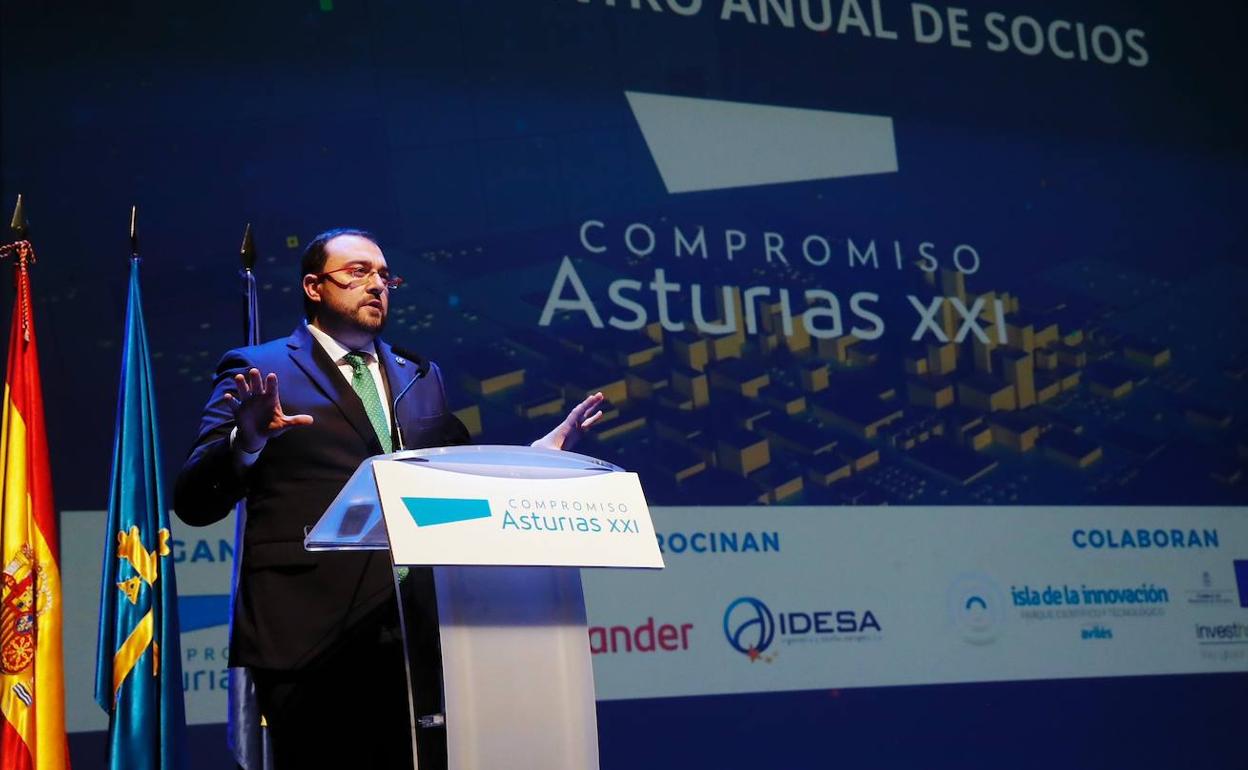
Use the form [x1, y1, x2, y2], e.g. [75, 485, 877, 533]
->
[173, 228, 602, 770]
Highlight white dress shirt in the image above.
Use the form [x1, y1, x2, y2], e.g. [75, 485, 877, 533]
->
[303, 323, 392, 426]
[233, 324, 391, 464]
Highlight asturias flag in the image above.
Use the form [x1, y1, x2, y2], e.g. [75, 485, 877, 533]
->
[0, 247, 70, 770]
[93, 257, 186, 770]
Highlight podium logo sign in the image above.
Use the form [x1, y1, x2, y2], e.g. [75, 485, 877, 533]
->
[401, 497, 493, 527]
[375, 460, 664, 568]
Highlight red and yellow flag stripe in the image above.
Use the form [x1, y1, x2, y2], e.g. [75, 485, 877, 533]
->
[0, 251, 69, 770]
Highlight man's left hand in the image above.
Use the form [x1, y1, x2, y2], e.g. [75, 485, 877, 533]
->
[532, 391, 605, 452]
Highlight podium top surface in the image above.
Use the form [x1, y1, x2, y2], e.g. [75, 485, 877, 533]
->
[305, 445, 625, 552]
[387, 444, 622, 478]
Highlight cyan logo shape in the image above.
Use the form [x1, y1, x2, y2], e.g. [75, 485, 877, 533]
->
[402, 497, 492, 527]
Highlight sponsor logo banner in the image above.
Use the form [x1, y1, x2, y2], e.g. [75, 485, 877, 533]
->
[583, 506, 1248, 701]
[59, 506, 1248, 727]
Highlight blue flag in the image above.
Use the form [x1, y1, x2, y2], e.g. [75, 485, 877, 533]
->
[94, 257, 187, 770]
[228, 264, 273, 770]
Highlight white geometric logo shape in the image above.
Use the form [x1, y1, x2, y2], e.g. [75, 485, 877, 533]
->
[625, 91, 898, 194]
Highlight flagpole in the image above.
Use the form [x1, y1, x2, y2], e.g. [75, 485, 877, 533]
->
[240, 223, 260, 345]
[228, 222, 271, 770]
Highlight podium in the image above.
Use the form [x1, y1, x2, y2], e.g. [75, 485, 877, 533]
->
[304, 445, 663, 770]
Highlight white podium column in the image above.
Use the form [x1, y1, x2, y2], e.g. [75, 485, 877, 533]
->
[435, 565, 599, 770]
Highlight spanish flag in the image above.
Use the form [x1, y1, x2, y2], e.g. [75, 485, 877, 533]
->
[0, 245, 69, 769]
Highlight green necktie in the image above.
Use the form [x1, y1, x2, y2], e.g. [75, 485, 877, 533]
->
[343, 351, 393, 454]
[344, 351, 407, 582]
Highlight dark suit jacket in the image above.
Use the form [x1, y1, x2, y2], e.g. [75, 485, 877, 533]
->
[173, 325, 469, 671]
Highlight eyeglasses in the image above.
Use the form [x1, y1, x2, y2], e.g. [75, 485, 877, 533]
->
[315, 264, 404, 290]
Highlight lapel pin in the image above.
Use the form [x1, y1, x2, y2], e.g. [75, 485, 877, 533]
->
[395, 356, 407, 366]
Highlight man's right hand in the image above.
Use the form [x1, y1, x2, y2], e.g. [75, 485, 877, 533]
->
[225, 368, 314, 454]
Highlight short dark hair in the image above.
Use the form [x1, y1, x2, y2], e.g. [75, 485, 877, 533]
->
[300, 228, 380, 321]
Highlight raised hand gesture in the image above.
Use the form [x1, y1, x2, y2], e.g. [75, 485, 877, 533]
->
[224, 368, 314, 453]
[532, 391, 605, 452]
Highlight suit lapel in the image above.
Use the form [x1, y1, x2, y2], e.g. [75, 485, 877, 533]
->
[286, 325, 384, 455]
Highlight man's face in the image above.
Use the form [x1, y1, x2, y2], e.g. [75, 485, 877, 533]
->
[307, 234, 390, 339]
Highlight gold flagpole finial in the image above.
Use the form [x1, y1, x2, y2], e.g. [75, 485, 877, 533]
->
[240, 223, 257, 271]
[4, 195, 35, 341]
[10, 194, 28, 240]
[129, 205, 139, 258]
